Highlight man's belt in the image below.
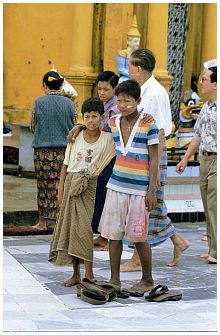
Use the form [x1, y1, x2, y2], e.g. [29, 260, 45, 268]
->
[202, 151, 217, 156]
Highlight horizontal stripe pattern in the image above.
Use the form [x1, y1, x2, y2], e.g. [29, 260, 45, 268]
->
[106, 115, 159, 196]
[128, 139, 177, 247]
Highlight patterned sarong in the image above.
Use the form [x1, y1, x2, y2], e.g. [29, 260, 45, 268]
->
[48, 172, 97, 265]
[147, 139, 176, 246]
[34, 148, 65, 219]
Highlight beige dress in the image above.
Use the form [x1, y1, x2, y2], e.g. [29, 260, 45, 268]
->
[48, 131, 115, 265]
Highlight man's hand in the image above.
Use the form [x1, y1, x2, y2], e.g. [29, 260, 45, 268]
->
[142, 113, 155, 123]
[145, 190, 157, 212]
[176, 158, 188, 174]
[156, 169, 160, 187]
[67, 125, 82, 143]
[57, 186, 64, 206]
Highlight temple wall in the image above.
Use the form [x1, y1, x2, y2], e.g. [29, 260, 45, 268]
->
[3, 3, 217, 125]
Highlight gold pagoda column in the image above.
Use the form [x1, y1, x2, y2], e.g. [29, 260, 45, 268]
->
[146, 3, 172, 92]
[63, 4, 97, 122]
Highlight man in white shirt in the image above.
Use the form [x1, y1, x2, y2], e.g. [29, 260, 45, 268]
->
[121, 48, 189, 271]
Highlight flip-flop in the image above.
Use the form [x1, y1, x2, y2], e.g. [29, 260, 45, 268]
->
[145, 285, 168, 300]
[81, 279, 117, 302]
[123, 288, 144, 297]
[149, 290, 182, 302]
[124, 284, 154, 297]
[78, 287, 108, 305]
[95, 281, 130, 299]
[145, 286, 182, 302]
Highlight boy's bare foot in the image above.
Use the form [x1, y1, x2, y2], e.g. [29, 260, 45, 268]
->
[129, 280, 154, 293]
[93, 236, 108, 248]
[32, 223, 47, 230]
[63, 276, 81, 287]
[167, 239, 190, 267]
[201, 235, 207, 241]
[120, 259, 142, 272]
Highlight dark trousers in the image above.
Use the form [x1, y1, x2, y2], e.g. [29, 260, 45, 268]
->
[91, 157, 115, 233]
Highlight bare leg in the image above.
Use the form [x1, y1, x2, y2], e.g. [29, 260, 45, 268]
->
[32, 216, 47, 230]
[168, 233, 190, 267]
[120, 247, 142, 272]
[63, 258, 81, 287]
[130, 241, 154, 292]
[109, 239, 123, 287]
[84, 261, 95, 281]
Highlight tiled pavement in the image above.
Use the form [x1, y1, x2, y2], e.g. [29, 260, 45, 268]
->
[3, 223, 217, 332]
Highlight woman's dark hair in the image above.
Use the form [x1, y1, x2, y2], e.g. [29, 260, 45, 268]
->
[43, 71, 64, 90]
[115, 79, 140, 100]
[97, 71, 119, 89]
[191, 75, 198, 93]
[130, 49, 156, 73]
[81, 97, 104, 116]
[208, 66, 217, 83]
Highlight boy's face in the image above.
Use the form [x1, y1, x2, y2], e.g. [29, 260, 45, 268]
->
[83, 111, 104, 130]
[97, 81, 115, 103]
[116, 93, 140, 116]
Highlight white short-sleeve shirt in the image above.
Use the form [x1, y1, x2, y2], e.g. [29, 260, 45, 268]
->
[63, 131, 115, 175]
[138, 75, 172, 136]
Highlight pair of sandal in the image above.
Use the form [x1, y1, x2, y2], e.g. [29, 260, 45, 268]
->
[145, 284, 182, 302]
[77, 278, 130, 305]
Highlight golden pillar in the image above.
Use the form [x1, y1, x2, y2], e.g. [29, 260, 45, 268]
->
[63, 4, 97, 122]
[146, 3, 172, 92]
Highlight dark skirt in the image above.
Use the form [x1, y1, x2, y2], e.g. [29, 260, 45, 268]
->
[91, 157, 115, 233]
[34, 148, 65, 219]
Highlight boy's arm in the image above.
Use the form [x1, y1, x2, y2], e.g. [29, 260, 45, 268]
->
[57, 164, 68, 206]
[101, 122, 112, 132]
[145, 143, 159, 211]
[67, 124, 86, 143]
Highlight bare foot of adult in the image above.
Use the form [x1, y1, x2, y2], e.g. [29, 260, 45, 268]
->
[63, 276, 81, 287]
[101, 242, 109, 251]
[207, 256, 217, 264]
[167, 239, 190, 267]
[32, 223, 47, 230]
[200, 254, 209, 259]
[93, 236, 108, 248]
[120, 259, 142, 272]
[201, 235, 207, 241]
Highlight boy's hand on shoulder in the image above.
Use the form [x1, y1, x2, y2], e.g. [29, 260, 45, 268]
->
[67, 124, 85, 143]
[142, 113, 154, 124]
[145, 190, 157, 212]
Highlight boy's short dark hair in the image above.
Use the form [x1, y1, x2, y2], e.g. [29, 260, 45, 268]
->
[97, 71, 119, 89]
[115, 79, 141, 100]
[81, 97, 105, 116]
[130, 49, 156, 73]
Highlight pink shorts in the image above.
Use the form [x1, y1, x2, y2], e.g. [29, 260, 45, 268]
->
[98, 189, 149, 242]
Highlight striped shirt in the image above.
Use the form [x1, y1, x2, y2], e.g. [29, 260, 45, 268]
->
[106, 114, 159, 196]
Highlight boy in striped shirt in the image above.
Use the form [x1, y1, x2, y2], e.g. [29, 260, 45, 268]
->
[98, 79, 159, 293]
